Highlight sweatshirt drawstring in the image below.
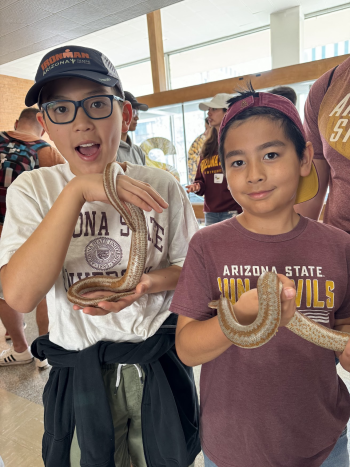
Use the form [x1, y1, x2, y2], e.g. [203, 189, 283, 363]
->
[115, 363, 143, 394]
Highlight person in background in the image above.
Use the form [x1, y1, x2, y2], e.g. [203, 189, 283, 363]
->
[186, 93, 242, 226]
[116, 91, 148, 165]
[0, 108, 65, 370]
[295, 57, 350, 233]
[270, 86, 297, 105]
[187, 117, 210, 183]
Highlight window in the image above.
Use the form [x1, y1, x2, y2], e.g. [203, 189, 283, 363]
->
[117, 61, 153, 97]
[131, 100, 208, 187]
[304, 8, 350, 62]
[169, 29, 271, 90]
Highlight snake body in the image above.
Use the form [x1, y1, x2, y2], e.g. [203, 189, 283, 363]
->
[67, 162, 147, 308]
[209, 271, 350, 352]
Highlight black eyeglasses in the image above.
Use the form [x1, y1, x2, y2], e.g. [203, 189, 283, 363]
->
[41, 95, 124, 124]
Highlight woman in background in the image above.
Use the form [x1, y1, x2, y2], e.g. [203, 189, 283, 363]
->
[186, 93, 242, 226]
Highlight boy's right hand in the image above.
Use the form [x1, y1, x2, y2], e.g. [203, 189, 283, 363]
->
[233, 274, 296, 327]
[74, 173, 168, 213]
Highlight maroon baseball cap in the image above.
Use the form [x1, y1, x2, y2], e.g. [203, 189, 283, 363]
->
[218, 92, 318, 204]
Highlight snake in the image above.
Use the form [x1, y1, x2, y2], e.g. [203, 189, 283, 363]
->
[209, 271, 350, 352]
[67, 162, 148, 308]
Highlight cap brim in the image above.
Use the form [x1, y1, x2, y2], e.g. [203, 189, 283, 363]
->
[295, 162, 319, 204]
[134, 103, 148, 111]
[199, 102, 225, 111]
[25, 70, 119, 107]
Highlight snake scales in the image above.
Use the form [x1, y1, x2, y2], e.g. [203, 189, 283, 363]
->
[67, 162, 147, 308]
[209, 271, 350, 352]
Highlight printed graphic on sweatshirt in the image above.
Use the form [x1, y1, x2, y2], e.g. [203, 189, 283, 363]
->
[200, 155, 223, 175]
[85, 237, 122, 270]
[319, 74, 350, 159]
[62, 209, 165, 290]
[217, 264, 334, 325]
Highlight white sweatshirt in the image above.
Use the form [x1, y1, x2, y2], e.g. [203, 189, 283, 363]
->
[0, 162, 198, 350]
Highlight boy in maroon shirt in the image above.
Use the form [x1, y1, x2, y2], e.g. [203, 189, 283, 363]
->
[171, 89, 350, 467]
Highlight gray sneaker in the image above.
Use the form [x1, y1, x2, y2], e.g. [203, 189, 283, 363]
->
[0, 345, 33, 366]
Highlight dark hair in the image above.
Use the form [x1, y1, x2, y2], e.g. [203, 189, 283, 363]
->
[270, 86, 297, 105]
[18, 108, 40, 122]
[218, 85, 306, 173]
[201, 126, 218, 160]
[201, 109, 227, 160]
[205, 117, 209, 125]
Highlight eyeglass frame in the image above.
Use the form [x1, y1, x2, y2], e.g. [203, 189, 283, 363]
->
[41, 94, 125, 125]
[132, 108, 139, 117]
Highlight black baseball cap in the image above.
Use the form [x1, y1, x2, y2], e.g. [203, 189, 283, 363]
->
[25, 45, 124, 107]
[124, 91, 148, 111]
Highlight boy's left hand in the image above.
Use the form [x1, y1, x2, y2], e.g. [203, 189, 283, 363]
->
[334, 317, 350, 371]
[72, 274, 152, 316]
[336, 338, 350, 372]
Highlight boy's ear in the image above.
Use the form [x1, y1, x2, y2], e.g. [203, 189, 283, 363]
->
[14, 119, 19, 130]
[121, 101, 132, 133]
[300, 141, 314, 177]
[36, 112, 49, 138]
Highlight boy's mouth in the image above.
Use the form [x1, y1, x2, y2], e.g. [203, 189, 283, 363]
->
[76, 143, 100, 157]
[247, 189, 274, 199]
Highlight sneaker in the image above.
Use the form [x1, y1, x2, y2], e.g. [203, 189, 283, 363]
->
[5, 322, 27, 340]
[35, 357, 50, 371]
[0, 345, 33, 366]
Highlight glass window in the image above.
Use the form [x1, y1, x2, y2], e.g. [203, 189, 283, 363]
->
[169, 29, 271, 90]
[131, 100, 208, 188]
[117, 61, 153, 97]
[304, 8, 350, 62]
[132, 104, 188, 184]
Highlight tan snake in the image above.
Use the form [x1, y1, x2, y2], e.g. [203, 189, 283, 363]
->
[67, 162, 147, 308]
[209, 271, 350, 352]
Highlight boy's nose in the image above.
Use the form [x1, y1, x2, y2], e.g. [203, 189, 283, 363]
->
[247, 163, 265, 184]
[74, 107, 93, 130]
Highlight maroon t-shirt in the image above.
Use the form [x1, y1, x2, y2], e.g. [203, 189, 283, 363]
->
[194, 155, 242, 214]
[304, 56, 350, 233]
[170, 216, 350, 467]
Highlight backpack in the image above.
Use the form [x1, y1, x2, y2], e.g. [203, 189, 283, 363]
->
[0, 131, 50, 188]
[0, 131, 50, 225]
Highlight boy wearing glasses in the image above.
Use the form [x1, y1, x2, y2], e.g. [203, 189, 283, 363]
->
[0, 46, 200, 467]
[117, 91, 147, 165]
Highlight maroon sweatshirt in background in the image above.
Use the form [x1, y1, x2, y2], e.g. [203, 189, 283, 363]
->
[304, 56, 350, 233]
[194, 154, 242, 213]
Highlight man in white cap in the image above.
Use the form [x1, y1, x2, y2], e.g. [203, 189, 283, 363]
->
[117, 91, 148, 165]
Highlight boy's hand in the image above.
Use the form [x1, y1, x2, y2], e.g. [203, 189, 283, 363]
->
[233, 274, 296, 326]
[186, 183, 200, 193]
[76, 173, 168, 213]
[337, 339, 350, 372]
[72, 274, 152, 316]
[334, 317, 350, 371]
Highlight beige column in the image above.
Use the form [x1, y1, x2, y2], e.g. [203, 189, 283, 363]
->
[147, 10, 167, 93]
[270, 6, 304, 69]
